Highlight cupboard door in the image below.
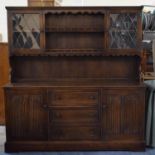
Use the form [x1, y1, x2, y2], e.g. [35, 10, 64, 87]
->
[5, 88, 48, 141]
[108, 12, 140, 49]
[11, 13, 41, 49]
[102, 89, 145, 141]
[120, 93, 145, 138]
[102, 93, 122, 140]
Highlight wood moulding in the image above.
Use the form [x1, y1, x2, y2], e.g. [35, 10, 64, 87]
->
[11, 50, 143, 57]
[44, 10, 105, 15]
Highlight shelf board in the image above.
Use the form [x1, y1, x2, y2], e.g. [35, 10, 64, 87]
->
[5, 78, 142, 87]
[13, 31, 40, 33]
[109, 28, 136, 32]
[11, 49, 142, 57]
[45, 27, 104, 32]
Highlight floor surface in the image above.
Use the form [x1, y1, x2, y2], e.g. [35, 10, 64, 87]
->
[0, 126, 5, 152]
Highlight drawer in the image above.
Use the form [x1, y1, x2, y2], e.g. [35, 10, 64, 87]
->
[48, 90, 99, 107]
[49, 109, 99, 123]
[49, 125, 101, 140]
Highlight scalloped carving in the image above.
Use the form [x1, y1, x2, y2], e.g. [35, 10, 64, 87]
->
[12, 51, 142, 57]
[45, 10, 105, 15]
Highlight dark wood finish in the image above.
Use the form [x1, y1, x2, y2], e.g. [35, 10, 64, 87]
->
[4, 85, 146, 152]
[0, 43, 9, 124]
[5, 88, 48, 141]
[4, 6, 146, 152]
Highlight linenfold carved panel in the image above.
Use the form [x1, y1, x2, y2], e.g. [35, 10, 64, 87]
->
[6, 91, 47, 140]
[102, 94, 121, 139]
[102, 92, 144, 140]
[121, 94, 144, 136]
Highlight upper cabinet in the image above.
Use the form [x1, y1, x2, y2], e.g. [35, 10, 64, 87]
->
[7, 7, 142, 55]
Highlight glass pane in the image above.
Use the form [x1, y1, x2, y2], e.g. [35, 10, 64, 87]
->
[109, 13, 137, 49]
[12, 14, 40, 49]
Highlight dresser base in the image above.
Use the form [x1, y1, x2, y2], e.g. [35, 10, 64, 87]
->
[5, 141, 145, 152]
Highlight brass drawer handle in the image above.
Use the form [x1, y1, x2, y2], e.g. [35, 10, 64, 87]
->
[42, 104, 48, 109]
[90, 95, 96, 100]
[55, 96, 62, 100]
[90, 129, 97, 136]
[53, 113, 62, 118]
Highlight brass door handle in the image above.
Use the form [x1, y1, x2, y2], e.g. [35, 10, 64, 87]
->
[102, 105, 107, 109]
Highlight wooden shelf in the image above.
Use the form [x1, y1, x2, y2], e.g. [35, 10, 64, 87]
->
[6, 79, 142, 87]
[110, 28, 136, 32]
[11, 50, 142, 57]
[45, 27, 104, 32]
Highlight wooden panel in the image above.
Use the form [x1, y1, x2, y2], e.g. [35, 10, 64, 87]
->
[46, 32, 104, 49]
[102, 94, 121, 140]
[121, 94, 145, 137]
[102, 89, 145, 141]
[45, 13, 104, 49]
[45, 14, 104, 30]
[0, 43, 9, 124]
[11, 56, 140, 82]
[5, 89, 48, 141]
[5, 141, 145, 152]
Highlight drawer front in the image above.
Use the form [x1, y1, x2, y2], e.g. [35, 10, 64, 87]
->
[48, 90, 99, 107]
[49, 109, 99, 124]
[49, 126, 101, 140]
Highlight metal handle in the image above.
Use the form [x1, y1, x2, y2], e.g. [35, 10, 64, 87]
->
[42, 104, 48, 109]
[53, 113, 62, 118]
[102, 105, 107, 109]
[55, 96, 62, 100]
[90, 95, 96, 100]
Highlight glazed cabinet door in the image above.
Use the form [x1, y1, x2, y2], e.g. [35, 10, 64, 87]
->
[5, 88, 48, 141]
[101, 88, 145, 141]
[8, 11, 43, 53]
[107, 10, 141, 49]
